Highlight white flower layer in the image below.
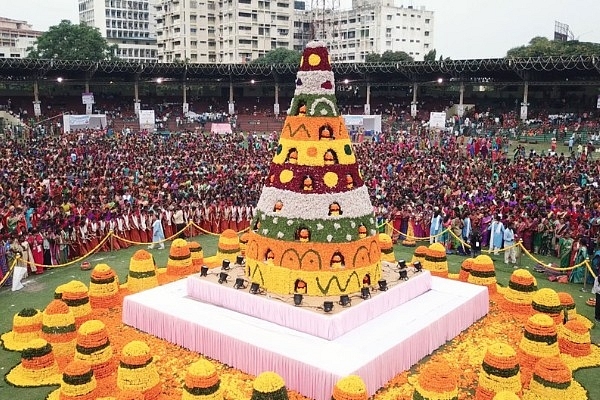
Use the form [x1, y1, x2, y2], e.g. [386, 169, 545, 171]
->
[256, 186, 374, 220]
[295, 71, 335, 96]
[306, 40, 327, 49]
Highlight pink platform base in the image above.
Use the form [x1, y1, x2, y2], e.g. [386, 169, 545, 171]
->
[123, 277, 488, 399]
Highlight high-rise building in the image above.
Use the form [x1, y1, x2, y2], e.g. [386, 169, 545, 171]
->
[78, 0, 158, 62]
[0, 17, 42, 59]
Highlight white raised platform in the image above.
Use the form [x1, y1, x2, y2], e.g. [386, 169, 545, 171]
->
[186, 270, 432, 340]
[123, 277, 488, 400]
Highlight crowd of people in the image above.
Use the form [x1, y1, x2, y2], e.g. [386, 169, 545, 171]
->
[2, 105, 600, 291]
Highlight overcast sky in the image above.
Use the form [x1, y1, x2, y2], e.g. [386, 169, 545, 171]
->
[4, 0, 600, 60]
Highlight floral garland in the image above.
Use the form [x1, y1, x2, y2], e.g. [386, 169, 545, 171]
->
[474, 343, 522, 400]
[1, 308, 42, 351]
[167, 239, 195, 276]
[412, 361, 458, 400]
[518, 314, 559, 387]
[531, 288, 563, 325]
[250, 371, 289, 400]
[89, 264, 121, 309]
[182, 359, 223, 400]
[5, 338, 62, 387]
[458, 258, 474, 282]
[61, 280, 93, 328]
[468, 255, 497, 294]
[188, 242, 204, 273]
[74, 319, 116, 379]
[332, 375, 368, 400]
[127, 250, 159, 293]
[117, 341, 161, 400]
[558, 320, 591, 357]
[47, 359, 97, 400]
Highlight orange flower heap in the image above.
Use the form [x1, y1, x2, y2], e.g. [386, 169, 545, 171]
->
[127, 250, 158, 293]
[411, 245, 428, 265]
[1, 308, 42, 351]
[412, 360, 458, 400]
[5, 338, 61, 387]
[475, 342, 522, 400]
[89, 264, 120, 309]
[458, 258, 474, 282]
[378, 233, 395, 263]
[117, 340, 161, 400]
[41, 299, 77, 364]
[182, 358, 223, 400]
[523, 357, 586, 400]
[501, 269, 537, 315]
[332, 375, 368, 400]
[558, 292, 592, 329]
[468, 255, 497, 294]
[205, 229, 241, 268]
[61, 280, 93, 328]
[558, 319, 591, 357]
[188, 242, 204, 273]
[47, 359, 97, 400]
[167, 238, 194, 276]
[424, 242, 448, 278]
[531, 288, 563, 325]
[250, 371, 289, 400]
[74, 319, 116, 379]
[517, 314, 559, 387]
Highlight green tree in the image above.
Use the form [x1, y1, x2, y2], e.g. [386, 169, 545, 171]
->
[423, 49, 437, 62]
[27, 20, 117, 61]
[251, 48, 301, 64]
[365, 51, 413, 63]
[506, 36, 600, 57]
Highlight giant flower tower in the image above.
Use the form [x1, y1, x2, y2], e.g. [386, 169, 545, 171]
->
[245, 40, 381, 296]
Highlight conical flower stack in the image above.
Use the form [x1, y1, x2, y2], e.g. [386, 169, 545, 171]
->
[61, 280, 93, 328]
[47, 360, 97, 400]
[492, 392, 521, 400]
[468, 255, 497, 294]
[182, 358, 223, 400]
[205, 229, 241, 268]
[1, 308, 42, 351]
[239, 232, 249, 257]
[424, 242, 448, 277]
[412, 245, 428, 265]
[188, 241, 204, 273]
[55, 283, 68, 299]
[167, 238, 194, 276]
[475, 343, 522, 400]
[331, 375, 368, 400]
[89, 264, 121, 309]
[250, 371, 289, 400]
[502, 269, 537, 315]
[531, 288, 563, 325]
[127, 250, 158, 293]
[517, 314, 559, 387]
[523, 357, 587, 400]
[41, 299, 77, 363]
[412, 360, 459, 400]
[558, 319, 591, 357]
[402, 221, 416, 247]
[379, 233, 395, 263]
[5, 338, 61, 387]
[74, 319, 116, 379]
[458, 258, 474, 282]
[243, 40, 381, 296]
[557, 292, 592, 328]
[117, 340, 161, 400]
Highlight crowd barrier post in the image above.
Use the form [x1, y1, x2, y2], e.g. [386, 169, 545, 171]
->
[517, 239, 523, 267]
[110, 230, 114, 252]
[582, 257, 590, 292]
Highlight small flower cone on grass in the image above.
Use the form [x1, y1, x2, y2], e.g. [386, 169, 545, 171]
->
[517, 314, 559, 387]
[379, 233, 396, 263]
[475, 342, 522, 400]
[424, 242, 448, 278]
[531, 288, 563, 326]
[501, 269, 537, 315]
[411, 245, 428, 265]
[205, 229, 241, 268]
[74, 319, 116, 379]
[168, 238, 195, 276]
[332, 375, 368, 400]
[117, 340, 161, 400]
[1, 308, 42, 351]
[41, 299, 77, 365]
[61, 280, 93, 328]
[127, 250, 158, 293]
[188, 242, 204, 273]
[5, 338, 61, 387]
[523, 357, 587, 400]
[182, 358, 223, 400]
[89, 264, 120, 309]
[468, 255, 497, 294]
[46, 359, 97, 400]
[558, 319, 591, 357]
[458, 258, 474, 282]
[250, 371, 289, 400]
[54, 283, 68, 300]
[412, 360, 459, 400]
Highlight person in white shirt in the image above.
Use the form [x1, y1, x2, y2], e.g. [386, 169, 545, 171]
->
[148, 214, 165, 250]
[592, 275, 600, 322]
[503, 221, 517, 265]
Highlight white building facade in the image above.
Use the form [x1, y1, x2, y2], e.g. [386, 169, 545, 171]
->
[0, 17, 42, 59]
[78, 0, 158, 62]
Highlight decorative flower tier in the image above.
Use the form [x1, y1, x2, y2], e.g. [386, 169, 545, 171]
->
[182, 359, 223, 400]
[423, 243, 448, 278]
[458, 258, 474, 282]
[5, 338, 61, 387]
[531, 288, 563, 325]
[468, 255, 497, 294]
[117, 341, 161, 400]
[188, 242, 204, 273]
[332, 375, 368, 400]
[244, 41, 381, 296]
[523, 357, 587, 400]
[250, 371, 289, 400]
[47, 359, 97, 400]
[378, 233, 396, 263]
[41, 299, 77, 363]
[517, 314, 559, 387]
[412, 246, 428, 265]
[558, 320, 591, 357]
[558, 292, 593, 329]
[74, 319, 116, 379]
[411, 360, 459, 400]
[127, 250, 158, 293]
[501, 269, 537, 315]
[89, 264, 121, 309]
[167, 239, 195, 276]
[61, 280, 93, 328]
[239, 233, 249, 257]
[474, 343, 522, 400]
[1, 308, 42, 351]
[491, 392, 521, 400]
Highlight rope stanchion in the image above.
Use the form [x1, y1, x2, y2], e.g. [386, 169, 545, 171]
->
[111, 222, 193, 246]
[0, 258, 17, 287]
[386, 223, 450, 242]
[584, 259, 597, 279]
[191, 222, 250, 236]
[518, 242, 587, 272]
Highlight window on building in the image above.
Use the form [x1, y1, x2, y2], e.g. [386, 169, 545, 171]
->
[424, 31, 430, 36]
[425, 19, 430, 23]
[424, 43, 429, 48]
[386, 15, 392, 20]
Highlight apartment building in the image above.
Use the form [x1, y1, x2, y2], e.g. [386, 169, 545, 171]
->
[0, 17, 42, 58]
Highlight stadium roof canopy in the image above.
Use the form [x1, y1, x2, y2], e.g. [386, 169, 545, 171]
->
[0, 56, 599, 86]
